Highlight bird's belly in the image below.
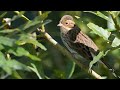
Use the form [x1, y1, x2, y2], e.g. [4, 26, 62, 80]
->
[61, 35, 77, 54]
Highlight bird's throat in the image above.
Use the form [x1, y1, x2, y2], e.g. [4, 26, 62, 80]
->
[60, 26, 71, 34]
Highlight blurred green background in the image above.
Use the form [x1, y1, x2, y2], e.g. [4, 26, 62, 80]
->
[0, 11, 120, 79]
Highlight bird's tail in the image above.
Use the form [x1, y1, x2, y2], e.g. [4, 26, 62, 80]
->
[99, 58, 119, 78]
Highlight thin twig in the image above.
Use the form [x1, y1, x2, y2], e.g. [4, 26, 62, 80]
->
[38, 11, 45, 32]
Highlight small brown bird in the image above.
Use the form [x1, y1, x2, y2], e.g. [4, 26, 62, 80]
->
[58, 15, 99, 62]
[58, 15, 118, 78]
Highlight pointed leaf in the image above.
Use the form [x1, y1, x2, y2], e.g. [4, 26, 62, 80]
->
[87, 23, 111, 41]
[111, 37, 120, 47]
[18, 11, 52, 33]
[84, 11, 110, 21]
[109, 11, 120, 18]
[16, 34, 47, 51]
[0, 36, 15, 47]
[0, 12, 7, 18]
[8, 47, 41, 61]
[0, 29, 20, 33]
[28, 63, 42, 79]
[0, 44, 4, 50]
[89, 51, 104, 70]
[0, 51, 6, 61]
[0, 51, 30, 75]
[7, 60, 30, 71]
[65, 61, 75, 79]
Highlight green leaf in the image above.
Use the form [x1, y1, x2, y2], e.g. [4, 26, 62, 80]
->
[8, 47, 40, 61]
[28, 63, 42, 79]
[87, 23, 111, 41]
[7, 60, 30, 71]
[65, 61, 75, 79]
[34, 11, 51, 21]
[43, 19, 52, 26]
[105, 29, 116, 32]
[18, 20, 41, 31]
[0, 12, 7, 18]
[109, 11, 120, 18]
[107, 15, 115, 30]
[111, 37, 120, 47]
[18, 11, 52, 33]
[0, 44, 4, 50]
[89, 51, 104, 70]
[18, 19, 51, 34]
[16, 34, 47, 51]
[0, 51, 30, 75]
[0, 51, 6, 61]
[0, 29, 20, 33]
[0, 36, 15, 47]
[96, 11, 110, 21]
[84, 11, 110, 21]
[0, 14, 21, 29]
[14, 11, 29, 21]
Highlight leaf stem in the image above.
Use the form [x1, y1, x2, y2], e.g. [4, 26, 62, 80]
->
[38, 11, 45, 32]
[14, 11, 30, 21]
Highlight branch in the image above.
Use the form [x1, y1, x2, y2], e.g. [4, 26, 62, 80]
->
[15, 11, 104, 79]
[38, 28, 104, 79]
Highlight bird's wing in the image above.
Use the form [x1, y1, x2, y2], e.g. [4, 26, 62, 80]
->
[75, 31, 99, 52]
[67, 26, 99, 60]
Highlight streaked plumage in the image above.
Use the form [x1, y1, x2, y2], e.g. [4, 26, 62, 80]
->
[58, 15, 118, 78]
[58, 15, 98, 62]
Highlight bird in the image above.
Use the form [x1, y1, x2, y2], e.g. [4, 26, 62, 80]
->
[57, 15, 119, 78]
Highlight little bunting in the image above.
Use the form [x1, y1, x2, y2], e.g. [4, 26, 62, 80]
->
[57, 15, 118, 78]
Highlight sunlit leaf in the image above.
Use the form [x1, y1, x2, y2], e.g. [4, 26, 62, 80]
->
[35, 11, 51, 21]
[7, 60, 30, 71]
[28, 63, 42, 79]
[8, 47, 41, 61]
[75, 16, 80, 19]
[109, 11, 120, 18]
[0, 51, 6, 61]
[0, 44, 4, 50]
[87, 23, 111, 41]
[107, 15, 115, 30]
[18, 20, 40, 31]
[111, 37, 120, 47]
[0, 29, 20, 33]
[109, 11, 120, 30]
[16, 34, 47, 51]
[84, 11, 110, 21]
[0, 36, 15, 47]
[14, 11, 52, 34]
[89, 51, 104, 70]
[14, 11, 29, 21]
[18, 19, 51, 33]
[0, 51, 30, 75]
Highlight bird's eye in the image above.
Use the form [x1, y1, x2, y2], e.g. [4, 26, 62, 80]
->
[66, 22, 68, 25]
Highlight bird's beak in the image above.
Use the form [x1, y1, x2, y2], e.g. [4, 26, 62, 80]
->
[57, 23, 62, 26]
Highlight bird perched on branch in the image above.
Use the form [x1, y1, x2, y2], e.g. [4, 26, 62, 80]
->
[57, 15, 119, 78]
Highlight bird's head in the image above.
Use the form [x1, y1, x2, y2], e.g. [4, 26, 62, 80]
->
[57, 15, 75, 31]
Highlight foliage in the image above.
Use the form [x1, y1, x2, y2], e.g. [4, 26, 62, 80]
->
[0, 11, 120, 79]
